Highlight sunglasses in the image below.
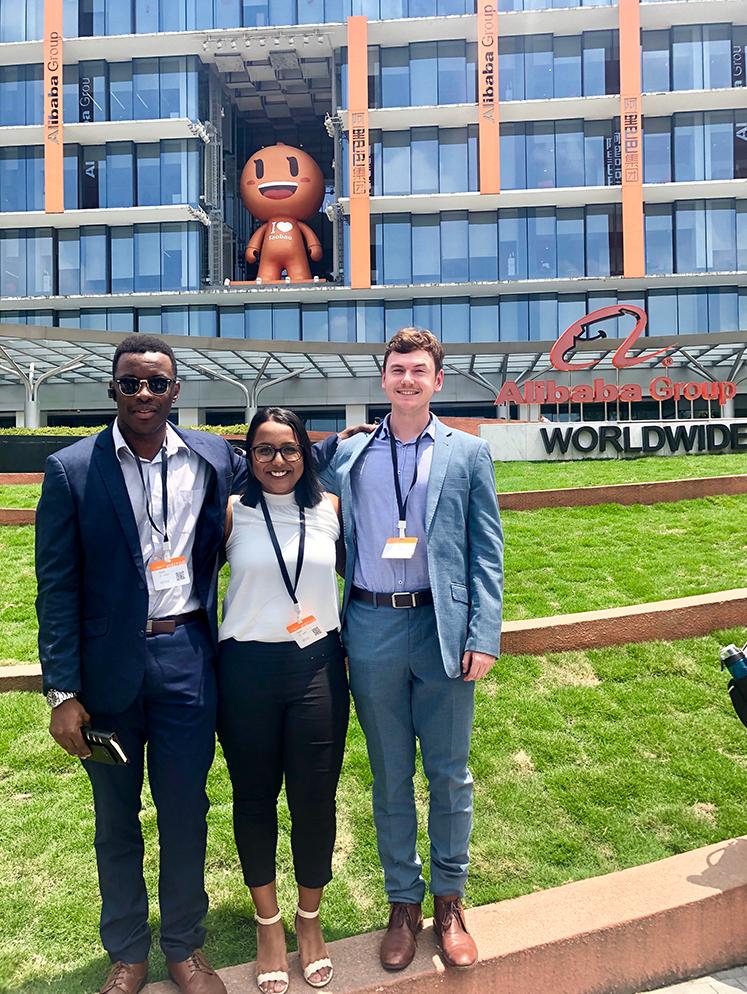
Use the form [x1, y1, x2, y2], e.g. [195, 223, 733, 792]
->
[250, 443, 303, 463]
[113, 376, 175, 396]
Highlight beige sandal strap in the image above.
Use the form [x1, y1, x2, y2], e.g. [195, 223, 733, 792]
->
[303, 958, 332, 978]
[255, 909, 282, 926]
[296, 905, 321, 920]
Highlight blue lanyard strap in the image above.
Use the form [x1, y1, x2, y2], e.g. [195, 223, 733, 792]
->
[259, 494, 306, 608]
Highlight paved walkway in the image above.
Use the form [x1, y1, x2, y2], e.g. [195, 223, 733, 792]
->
[646, 967, 747, 994]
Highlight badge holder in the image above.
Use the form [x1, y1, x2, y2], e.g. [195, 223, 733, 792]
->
[382, 519, 418, 560]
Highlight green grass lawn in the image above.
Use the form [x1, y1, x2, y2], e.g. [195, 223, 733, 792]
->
[2, 628, 747, 993]
[5, 492, 747, 663]
[0, 485, 41, 508]
[495, 452, 747, 492]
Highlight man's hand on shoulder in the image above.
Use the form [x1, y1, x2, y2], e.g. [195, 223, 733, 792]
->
[338, 422, 377, 441]
[50, 698, 93, 759]
[461, 651, 496, 682]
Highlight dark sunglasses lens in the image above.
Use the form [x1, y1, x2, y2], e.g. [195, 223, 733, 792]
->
[147, 377, 170, 394]
[117, 378, 140, 395]
[281, 445, 302, 461]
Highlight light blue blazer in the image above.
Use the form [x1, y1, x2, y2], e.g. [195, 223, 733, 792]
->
[320, 416, 504, 678]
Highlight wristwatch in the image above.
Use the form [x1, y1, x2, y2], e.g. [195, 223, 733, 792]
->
[46, 689, 78, 708]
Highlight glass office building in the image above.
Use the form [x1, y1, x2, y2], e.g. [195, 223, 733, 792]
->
[0, 0, 745, 424]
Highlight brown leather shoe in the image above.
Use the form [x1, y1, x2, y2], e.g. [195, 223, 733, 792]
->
[379, 902, 423, 971]
[433, 896, 478, 969]
[167, 950, 227, 994]
[99, 960, 148, 994]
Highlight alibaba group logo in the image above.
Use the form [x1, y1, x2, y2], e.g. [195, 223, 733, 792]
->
[549, 305, 669, 372]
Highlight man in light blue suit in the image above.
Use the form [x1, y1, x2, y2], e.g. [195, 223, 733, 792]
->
[319, 328, 503, 972]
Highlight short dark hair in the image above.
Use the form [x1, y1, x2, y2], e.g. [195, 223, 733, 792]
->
[383, 327, 444, 374]
[241, 407, 324, 510]
[112, 334, 178, 378]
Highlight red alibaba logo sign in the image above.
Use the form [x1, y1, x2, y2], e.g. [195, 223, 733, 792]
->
[549, 305, 669, 371]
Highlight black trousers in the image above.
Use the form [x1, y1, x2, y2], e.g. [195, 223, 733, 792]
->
[217, 632, 349, 889]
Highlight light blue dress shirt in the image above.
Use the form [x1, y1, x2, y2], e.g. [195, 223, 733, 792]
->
[351, 414, 435, 593]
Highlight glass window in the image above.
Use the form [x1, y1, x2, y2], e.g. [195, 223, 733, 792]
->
[190, 307, 218, 338]
[553, 35, 581, 98]
[272, 303, 300, 341]
[0, 67, 25, 127]
[438, 41, 467, 104]
[529, 295, 558, 342]
[527, 208, 557, 279]
[708, 287, 738, 333]
[412, 214, 441, 283]
[468, 213, 498, 282]
[500, 123, 525, 190]
[672, 25, 703, 91]
[412, 299, 441, 337]
[498, 209, 527, 280]
[738, 202, 747, 272]
[0, 1, 24, 40]
[0, 231, 26, 297]
[26, 64, 43, 126]
[641, 30, 670, 92]
[584, 119, 613, 186]
[381, 48, 408, 108]
[107, 142, 134, 209]
[586, 205, 612, 277]
[64, 147, 79, 210]
[160, 308, 189, 335]
[499, 37, 524, 101]
[268, 0, 295, 27]
[583, 31, 616, 96]
[357, 300, 385, 343]
[525, 35, 553, 100]
[0, 149, 25, 213]
[245, 303, 272, 340]
[161, 139, 196, 204]
[526, 122, 555, 189]
[704, 111, 733, 180]
[219, 306, 245, 338]
[160, 57, 187, 118]
[106, 0, 132, 33]
[647, 289, 678, 336]
[111, 226, 134, 293]
[499, 296, 529, 341]
[27, 148, 44, 211]
[439, 128, 468, 193]
[27, 229, 53, 296]
[81, 226, 108, 294]
[440, 211, 468, 282]
[110, 63, 133, 122]
[329, 302, 356, 343]
[134, 224, 161, 291]
[673, 113, 704, 181]
[215, 0, 242, 26]
[644, 203, 673, 275]
[411, 128, 439, 194]
[555, 121, 585, 187]
[302, 304, 327, 341]
[703, 24, 731, 90]
[469, 300, 499, 343]
[556, 208, 585, 278]
[382, 214, 411, 284]
[674, 200, 707, 273]
[26, 0, 43, 40]
[643, 117, 671, 183]
[705, 199, 736, 271]
[133, 59, 160, 119]
[135, 0, 159, 32]
[382, 130, 410, 196]
[410, 42, 438, 106]
[384, 300, 414, 337]
[78, 61, 107, 123]
[468, 125, 478, 191]
[80, 145, 106, 209]
[137, 144, 161, 205]
[58, 230, 81, 296]
[162, 223, 190, 291]
[243, 0, 269, 27]
[677, 288, 708, 335]
[440, 298, 468, 344]
[63, 63, 80, 124]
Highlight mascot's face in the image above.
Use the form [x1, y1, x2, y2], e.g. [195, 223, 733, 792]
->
[240, 143, 325, 222]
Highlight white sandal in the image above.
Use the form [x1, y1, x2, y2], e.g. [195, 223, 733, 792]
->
[255, 909, 289, 994]
[296, 906, 333, 989]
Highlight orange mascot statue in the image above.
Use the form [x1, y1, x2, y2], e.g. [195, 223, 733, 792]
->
[239, 142, 325, 283]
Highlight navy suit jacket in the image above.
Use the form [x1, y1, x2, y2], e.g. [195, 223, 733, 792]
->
[35, 425, 248, 714]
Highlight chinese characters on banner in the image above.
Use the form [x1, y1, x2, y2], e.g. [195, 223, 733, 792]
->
[622, 96, 641, 185]
[350, 111, 370, 199]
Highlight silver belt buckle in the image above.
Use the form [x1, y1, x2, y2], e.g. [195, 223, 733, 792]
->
[145, 619, 154, 634]
[391, 592, 417, 609]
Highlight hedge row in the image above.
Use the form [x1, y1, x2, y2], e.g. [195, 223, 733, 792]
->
[0, 425, 248, 437]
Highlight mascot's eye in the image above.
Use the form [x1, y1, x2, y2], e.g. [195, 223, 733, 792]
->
[287, 156, 299, 177]
[254, 159, 264, 179]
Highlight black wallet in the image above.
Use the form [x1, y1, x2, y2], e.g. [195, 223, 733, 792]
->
[82, 727, 129, 765]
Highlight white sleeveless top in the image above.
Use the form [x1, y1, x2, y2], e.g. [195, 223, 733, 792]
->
[219, 491, 341, 643]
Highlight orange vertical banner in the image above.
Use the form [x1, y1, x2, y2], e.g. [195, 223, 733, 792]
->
[619, 0, 643, 277]
[347, 16, 370, 290]
[44, 0, 64, 214]
[477, 0, 500, 194]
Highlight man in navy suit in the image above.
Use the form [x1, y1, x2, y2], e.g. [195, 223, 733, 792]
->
[36, 335, 243, 994]
[320, 328, 503, 972]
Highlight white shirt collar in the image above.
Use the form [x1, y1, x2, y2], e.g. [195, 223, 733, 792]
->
[112, 420, 187, 463]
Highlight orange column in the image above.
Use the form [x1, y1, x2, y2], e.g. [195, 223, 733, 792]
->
[619, 0, 643, 277]
[477, 0, 500, 194]
[347, 16, 371, 290]
[43, 0, 64, 213]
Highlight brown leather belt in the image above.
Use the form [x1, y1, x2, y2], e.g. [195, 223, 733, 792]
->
[146, 609, 206, 636]
[350, 586, 433, 609]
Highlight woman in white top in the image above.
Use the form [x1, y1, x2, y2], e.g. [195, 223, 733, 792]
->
[217, 408, 348, 994]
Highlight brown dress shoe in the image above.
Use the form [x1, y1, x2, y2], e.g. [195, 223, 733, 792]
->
[99, 960, 148, 994]
[167, 950, 227, 994]
[433, 896, 478, 969]
[379, 902, 423, 971]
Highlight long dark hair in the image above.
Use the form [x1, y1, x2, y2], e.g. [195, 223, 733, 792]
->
[241, 407, 324, 509]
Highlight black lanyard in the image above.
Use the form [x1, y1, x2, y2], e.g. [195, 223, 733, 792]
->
[130, 446, 169, 547]
[386, 418, 431, 528]
[259, 494, 306, 613]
